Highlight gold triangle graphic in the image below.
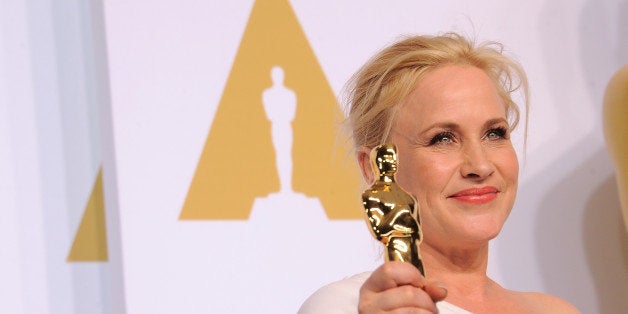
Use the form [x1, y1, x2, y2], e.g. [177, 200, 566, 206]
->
[180, 0, 362, 220]
[67, 167, 108, 262]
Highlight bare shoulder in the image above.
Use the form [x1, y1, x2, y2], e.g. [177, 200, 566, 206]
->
[518, 291, 581, 313]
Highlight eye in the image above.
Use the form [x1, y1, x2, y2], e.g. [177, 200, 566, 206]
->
[485, 127, 508, 140]
[429, 132, 456, 145]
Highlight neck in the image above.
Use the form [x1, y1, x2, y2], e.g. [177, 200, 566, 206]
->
[421, 242, 494, 302]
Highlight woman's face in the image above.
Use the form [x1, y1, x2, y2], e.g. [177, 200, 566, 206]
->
[388, 64, 518, 249]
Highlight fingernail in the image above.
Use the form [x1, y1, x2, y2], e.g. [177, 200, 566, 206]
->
[436, 282, 448, 295]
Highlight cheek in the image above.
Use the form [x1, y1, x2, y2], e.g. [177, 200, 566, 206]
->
[495, 148, 519, 184]
[395, 151, 457, 199]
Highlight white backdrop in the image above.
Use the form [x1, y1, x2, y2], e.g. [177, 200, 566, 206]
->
[1, 0, 627, 313]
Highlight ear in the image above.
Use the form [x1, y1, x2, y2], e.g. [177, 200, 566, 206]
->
[357, 146, 375, 185]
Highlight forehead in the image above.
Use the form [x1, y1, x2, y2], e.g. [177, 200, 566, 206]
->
[395, 65, 506, 128]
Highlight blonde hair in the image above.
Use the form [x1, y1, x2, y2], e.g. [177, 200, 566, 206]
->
[343, 32, 529, 150]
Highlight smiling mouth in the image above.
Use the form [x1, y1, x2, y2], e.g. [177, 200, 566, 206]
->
[448, 186, 499, 204]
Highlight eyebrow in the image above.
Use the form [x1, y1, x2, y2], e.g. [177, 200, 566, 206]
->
[420, 117, 509, 133]
[484, 117, 509, 127]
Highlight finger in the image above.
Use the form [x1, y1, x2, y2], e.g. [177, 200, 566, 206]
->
[376, 285, 437, 312]
[362, 262, 426, 293]
[423, 280, 448, 302]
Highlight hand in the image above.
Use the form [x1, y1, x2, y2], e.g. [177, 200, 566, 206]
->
[358, 262, 447, 313]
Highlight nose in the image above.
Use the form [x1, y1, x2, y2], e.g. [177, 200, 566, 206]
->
[460, 142, 495, 180]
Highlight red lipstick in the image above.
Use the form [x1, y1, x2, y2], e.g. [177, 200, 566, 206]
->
[449, 186, 498, 204]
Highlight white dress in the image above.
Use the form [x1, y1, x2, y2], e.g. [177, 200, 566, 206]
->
[298, 272, 472, 314]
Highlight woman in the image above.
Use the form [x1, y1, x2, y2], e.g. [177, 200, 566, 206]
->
[299, 33, 580, 313]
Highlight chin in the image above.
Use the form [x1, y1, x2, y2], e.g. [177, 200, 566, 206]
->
[454, 214, 507, 244]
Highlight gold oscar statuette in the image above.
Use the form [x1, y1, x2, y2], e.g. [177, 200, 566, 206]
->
[362, 144, 425, 276]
